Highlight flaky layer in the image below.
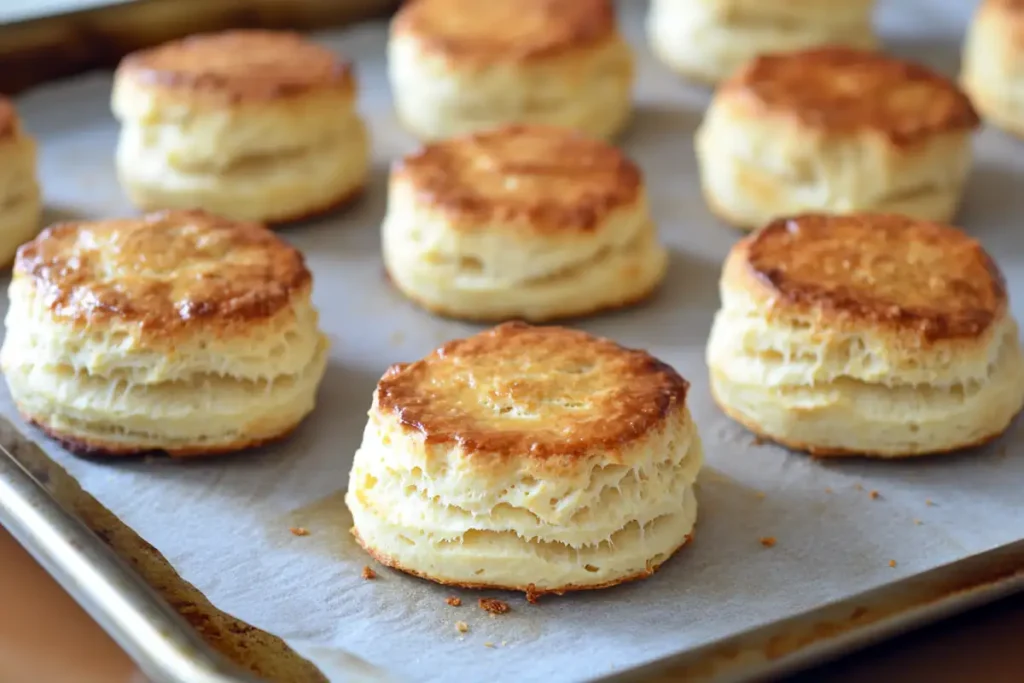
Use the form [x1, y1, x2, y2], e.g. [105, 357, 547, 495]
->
[647, 0, 876, 84]
[388, 34, 633, 141]
[117, 117, 368, 223]
[696, 99, 973, 230]
[961, 1, 1024, 138]
[346, 404, 701, 591]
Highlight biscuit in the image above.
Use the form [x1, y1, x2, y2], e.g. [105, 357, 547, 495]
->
[695, 47, 980, 231]
[388, 0, 634, 141]
[961, 0, 1024, 138]
[112, 30, 368, 224]
[0, 210, 329, 457]
[383, 124, 668, 322]
[706, 213, 1024, 457]
[0, 98, 42, 268]
[647, 0, 877, 85]
[346, 322, 702, 595]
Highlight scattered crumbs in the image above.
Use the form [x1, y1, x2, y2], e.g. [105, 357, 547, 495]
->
[824, 487, 833, 494]
[484, 642, 495, 648]
[759, 536, 777, 548]
[853, 483, 864, 491]
[479, 598, 510, 615]
[455, 621, 469, 634]
[889, 560, 898, 568]
[914, 519, 923, 526]
[289, 526, 310, 537]
[926, 499, 936, 507]
[361, 566, 377, 580]
[446, 597, 462, 607]
[869, 490, 881, 500]
[755, 491, 766, 500]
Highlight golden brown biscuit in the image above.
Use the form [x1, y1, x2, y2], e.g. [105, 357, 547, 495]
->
[388, 0, 634, 140]
[0, 210, 329, 457]
[962, 0, 1024, 138]
[346, 322, 703, 595]
[383, 124, 668, 322]
[707, 213, 1024, 457]
[0, 97, 41, 267]
[112, 31, 369, 224]
[696, 47, 981, 230]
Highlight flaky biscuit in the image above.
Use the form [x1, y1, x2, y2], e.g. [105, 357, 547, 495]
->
[0, 210, 329, 457]
[962, 0, 1024, 138]
[112, 30, 368, 224]
[706, 214, 1024, 457]
[388, 0, 633, 141]
[383, 124, 667, 322]
[0, 98, 42, 268]
[647, 0, 877, 85]
[346, 322, 702, 596]
[696, 47, 980, 231]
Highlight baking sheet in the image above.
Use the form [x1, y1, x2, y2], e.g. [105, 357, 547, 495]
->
[5, 1, 1024, 681]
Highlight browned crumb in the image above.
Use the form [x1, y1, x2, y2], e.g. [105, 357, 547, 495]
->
[752, 436, 767, 446]
[889, 560, 898, 568]
[914, 519, 923, 525]
[759, 537, 777, 548]
[525, 585, 541, 604]
[869, 490, 881, 500]
[361, 566, 377, 580]
[824, 487, 833, 494]
[455, 621, 469, 634]
[479, 598, 510, 615]
[446, 597, 462, 607]
[755, 491, 766, 500]
[289, 526, 310, 537]
[853, 483, 864, 491]
[926, 499, 936, 506]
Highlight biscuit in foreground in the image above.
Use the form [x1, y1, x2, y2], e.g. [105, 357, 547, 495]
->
[388, 0, 633, 141]
[706, 213, 1024, 457]
[696, 47, 980, 231]
[383, 124, 668, 322]
[112, 30, 368, 224]
[0, 210, 329, 457]
[345, 322, 703, 596]
[961, 0, 1024, 139]
[0, 98, 41, 267]
[647, 0, 877, 85]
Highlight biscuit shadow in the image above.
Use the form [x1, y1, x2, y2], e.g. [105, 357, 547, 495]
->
[881, 35, 962, 78]
[622, 103, 705, 155]
[959, 159, 1024, 251]
[40, 204, 87, 227]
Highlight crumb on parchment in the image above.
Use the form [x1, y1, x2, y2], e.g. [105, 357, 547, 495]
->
[484, 642, 495, 648]
[526, 585, 541, 604]
[914, 519, 923, 525]
[455, 621, 469, 634]
[926, 499, 936, 506]
[889, 560, 898, 568]
[479, 598, 510, 615]
[446, 597, 462, 607]
[362, 566, 377, 580]
[853, 483, 864, 491]
[824, 487, 833, 494]
[869, 490, 881, 500]
[289, 526, 310, 537]
[755, 491, 766, 500]
[759, 537, 777, 548]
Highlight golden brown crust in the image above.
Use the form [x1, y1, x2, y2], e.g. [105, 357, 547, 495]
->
[376, 322, 689, 459]
[392, 0, 616, 64]
[351, 526, 694, 598]
[116, 30, 354, 103]
[393, 124, 642, 233]
[731, 214, 1006, 342]
[722, 47, 979, 146]
[15, 209, 311, 338]
[0, 97, 17, 141]
[25, 414, 300, 459]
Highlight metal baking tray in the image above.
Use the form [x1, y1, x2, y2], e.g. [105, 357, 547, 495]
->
[2, 1, 1024, 682]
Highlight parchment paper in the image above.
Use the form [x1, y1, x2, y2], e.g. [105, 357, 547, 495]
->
[6, 2, 1024, 681]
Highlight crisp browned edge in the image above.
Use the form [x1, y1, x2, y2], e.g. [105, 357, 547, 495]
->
[0, 0, 401, 95]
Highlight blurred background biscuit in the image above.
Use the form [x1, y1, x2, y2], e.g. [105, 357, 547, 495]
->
[0, 210, 329, 456]
[706, 213, 1024, 457]
[346, 322, 702, 596]
[0, 98, 41, 268]
[962, 0, 1024, 138]
[696, 47, 980, 231]
[647, 0, 877, 85]
[383, 124, 667, 322]
[388, 0, 633, 141]
[112, 30, 368, 224]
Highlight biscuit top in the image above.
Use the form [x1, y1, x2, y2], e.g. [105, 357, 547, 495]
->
[16, 210, 311, 337]
[0, 98, 18, 141]
[392, 0, 616, 63]
[377, 322, 689, 461]
[394, 125, 642, 233]
[722, 47, 979, 146]
[738, 214, 1006, 341]
[116, 30, 354, 102]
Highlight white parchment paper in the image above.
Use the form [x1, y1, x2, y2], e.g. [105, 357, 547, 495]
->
[6, 2, 1024, 681]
